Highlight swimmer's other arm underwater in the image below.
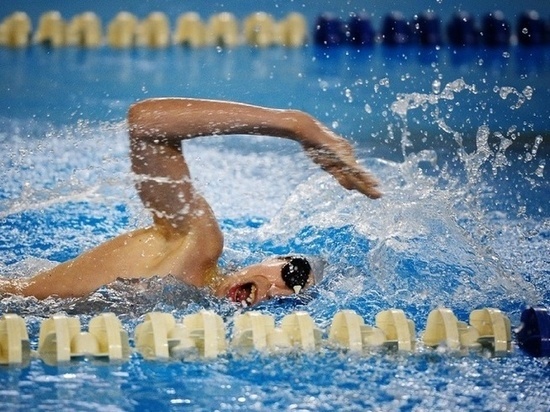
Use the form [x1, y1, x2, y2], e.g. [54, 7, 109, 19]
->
[0, 98, 381, 305]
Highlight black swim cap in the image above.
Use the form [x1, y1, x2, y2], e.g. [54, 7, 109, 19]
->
[280, 256, 311, 291]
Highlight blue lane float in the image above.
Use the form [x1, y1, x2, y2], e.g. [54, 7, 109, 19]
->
[517, 10, 547, 46]
[313, 13, 345, 46]
[447, 11, 480, 46]
[347, 12, 375, 46]
[381, 11, 412, 46]
[413, 11, 442, 46]
[481, 11, 511, 47]
[516, 306, 550, 357]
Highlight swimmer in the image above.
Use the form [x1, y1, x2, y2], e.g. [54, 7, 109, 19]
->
[1, 98, 381, 305]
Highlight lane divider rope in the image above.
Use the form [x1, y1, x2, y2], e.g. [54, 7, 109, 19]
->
[1, 306, 548, 366]
[0, 9, 548, 49]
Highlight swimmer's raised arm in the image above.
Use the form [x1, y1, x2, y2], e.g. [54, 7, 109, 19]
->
[0, 98, 380, 300]
[128, 98, 381, 199]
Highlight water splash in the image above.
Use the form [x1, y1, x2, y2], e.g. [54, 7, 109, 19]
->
[494, 85, 533, 110]
[0, 77, 547, 325]
[390, 78, 478, 153]
[380, 77, 545, 315]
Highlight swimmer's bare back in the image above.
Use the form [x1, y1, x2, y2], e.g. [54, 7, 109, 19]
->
[1, 98, 381, 299]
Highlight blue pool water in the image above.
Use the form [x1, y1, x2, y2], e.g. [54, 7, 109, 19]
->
[1, 1, 550, 411]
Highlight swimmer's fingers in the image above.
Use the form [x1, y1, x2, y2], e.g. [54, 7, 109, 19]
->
[305, 145, 382, 199]
[326, 161, 382, 199]
[342, 166, 382, 199]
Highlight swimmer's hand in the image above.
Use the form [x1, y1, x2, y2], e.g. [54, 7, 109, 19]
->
[298, 118, 382, 199]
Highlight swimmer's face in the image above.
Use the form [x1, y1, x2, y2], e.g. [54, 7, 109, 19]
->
[214, 256, 316, 306]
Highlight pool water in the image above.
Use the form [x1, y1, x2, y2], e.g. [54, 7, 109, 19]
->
[1, 2, 550, 411]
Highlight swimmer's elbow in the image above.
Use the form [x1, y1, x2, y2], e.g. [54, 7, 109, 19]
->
[127, 101, 149, 139]
[128, 98, 183, 141]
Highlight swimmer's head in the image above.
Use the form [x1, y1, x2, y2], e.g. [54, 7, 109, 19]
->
[214, 255, 325, 306]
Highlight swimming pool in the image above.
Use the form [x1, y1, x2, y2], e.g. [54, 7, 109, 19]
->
[1, 1, 549, 411]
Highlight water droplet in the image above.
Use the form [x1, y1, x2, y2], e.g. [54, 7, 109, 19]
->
[535, 160, 545, 178]
[522, 86, 533, 100]
[344, 88, 353, 103]
[432, 79, 441, 94]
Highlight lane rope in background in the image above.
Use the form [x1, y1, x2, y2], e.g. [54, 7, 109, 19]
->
[0, 9, 549, 48]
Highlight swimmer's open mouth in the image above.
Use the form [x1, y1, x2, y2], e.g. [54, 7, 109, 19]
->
[227, 282, 257, 306]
